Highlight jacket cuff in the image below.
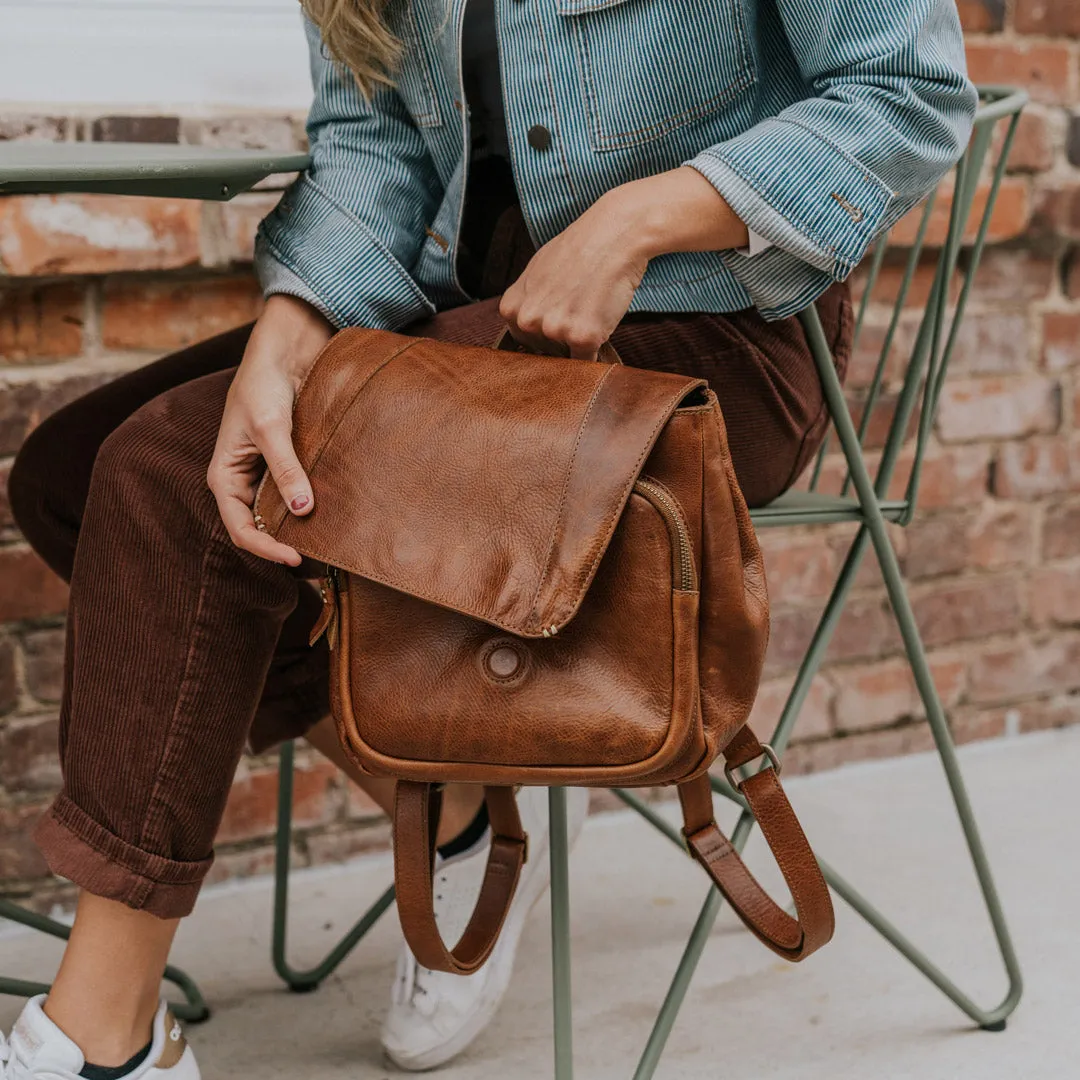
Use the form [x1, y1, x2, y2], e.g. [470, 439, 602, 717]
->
[256, 177, 436, 331]
[686, 117, 895, 312]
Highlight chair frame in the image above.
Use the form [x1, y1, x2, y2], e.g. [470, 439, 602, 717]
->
[2, 86, 1027, 1076]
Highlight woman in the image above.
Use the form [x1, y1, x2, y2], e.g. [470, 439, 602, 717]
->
[2, 0, 975, 1075]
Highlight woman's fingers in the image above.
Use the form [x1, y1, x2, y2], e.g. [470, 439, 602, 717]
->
[213, 485, 303, 566]
[252, 415, 315, 517]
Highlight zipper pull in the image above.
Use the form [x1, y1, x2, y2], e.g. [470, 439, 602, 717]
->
[310, 566, 339, 649]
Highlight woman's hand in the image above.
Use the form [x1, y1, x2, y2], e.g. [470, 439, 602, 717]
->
[499, 166, 750, 360]
[207, 294, 334, 566]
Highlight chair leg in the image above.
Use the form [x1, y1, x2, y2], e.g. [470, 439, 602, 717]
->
[0, 898, 211, 1023]
[548, 787, 574, 1080]
[271, 740, 395, 993]
[852, 521, 1023, 1029]
[621, 520, 1020, 1075]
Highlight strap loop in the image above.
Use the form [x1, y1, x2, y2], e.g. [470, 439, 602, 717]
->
[393, 782, 528, 975]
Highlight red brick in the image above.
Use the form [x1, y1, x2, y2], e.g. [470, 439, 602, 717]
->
[758, 533, 837, 603]
[0, 548, 68, 622]
[1042, 311, 1080, 372]
[936, 376, 1060, 443]
[997, 109, 1057, 174]
[748, 673, 833, 741]
[218, 759, 337, 845]
[904, 512, 970, 579]
[91, 116, 179, 143]
[892, 178, 1031, 247]
[849, 257, 953, 313]
[844, 318, 912, 390]
[1032, 184, 1080, 240]
[304, 822, 396, 865]
[1011, 695, 1080, 734]
[912, 576, 1022, 647]
[347, 782, 386, 820]
[957, 0, 1005, 31]
[950, 708, 1007, 746]
[181, 116, 301, 151]
[0, 715, 61, 793]
[215, 193, 282, 265]
[0, 116, 69, 142]
[101, 277, 262, 352]
[964, 41, 1074, 106]
[915, 444, 992, 509]
[0, 636, 17, 716]
[1043, 502, 1080, 559]
[968, 247, 1057, 307]
[967, 503, 1036, 569]
[832, 655, 966, 732]
[0, 803, 50, 882]
[21, 627, 65, 704]
[0, 195, 201, 277]
[782, 723, 935, 776]
[0, 284, 86, 365]
[829, 597, 903, 662]
[969, 633, 1080, 704]
[947, 311, 1032, 375]
[992, 436, 1077, 498]
[1015, 0, 1080, 35]
[1028, 565, 1080, 627]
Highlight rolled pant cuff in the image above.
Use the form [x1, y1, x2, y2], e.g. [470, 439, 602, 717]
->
[35, 795, 212, 920]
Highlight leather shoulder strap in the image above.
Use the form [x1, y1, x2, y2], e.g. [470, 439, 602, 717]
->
[678, 727, 834, 962]
[394, 782, 528, 975]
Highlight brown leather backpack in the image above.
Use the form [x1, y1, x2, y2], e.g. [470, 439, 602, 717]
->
[254, 328, 834, 975]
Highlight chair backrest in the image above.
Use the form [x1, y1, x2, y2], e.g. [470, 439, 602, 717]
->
[804, 86, 1029, 525]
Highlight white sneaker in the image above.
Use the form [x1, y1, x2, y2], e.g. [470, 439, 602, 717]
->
[382, 786, 590, 1072]
[0, 997, 199, 1080]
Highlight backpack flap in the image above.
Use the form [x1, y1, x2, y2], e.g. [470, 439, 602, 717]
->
[255, 328, 706, 639]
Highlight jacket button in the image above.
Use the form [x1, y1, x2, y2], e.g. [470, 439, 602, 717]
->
[527, 124, 552, 151]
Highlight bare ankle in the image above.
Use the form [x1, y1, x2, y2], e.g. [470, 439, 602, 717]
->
[436, 784, 486, 847]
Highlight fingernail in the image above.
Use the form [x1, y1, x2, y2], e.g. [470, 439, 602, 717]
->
[291, 495, 310, 512]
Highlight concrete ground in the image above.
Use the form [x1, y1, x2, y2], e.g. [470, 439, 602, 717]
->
[2, 727, 1078, 1079]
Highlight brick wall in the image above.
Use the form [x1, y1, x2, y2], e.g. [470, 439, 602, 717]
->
[3, 4, 1080, 908]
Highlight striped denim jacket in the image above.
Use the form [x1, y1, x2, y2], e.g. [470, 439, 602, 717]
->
[255, 0, 977, 328]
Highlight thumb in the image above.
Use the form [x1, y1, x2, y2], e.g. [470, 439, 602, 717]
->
[258, 422, 314, 516]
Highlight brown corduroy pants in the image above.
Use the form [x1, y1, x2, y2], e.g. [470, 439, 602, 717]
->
[8, 225, 851, 919]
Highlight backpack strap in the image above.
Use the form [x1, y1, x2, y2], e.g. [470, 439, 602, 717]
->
[678, 726, 834, 961]
[394, 781, 527, 975]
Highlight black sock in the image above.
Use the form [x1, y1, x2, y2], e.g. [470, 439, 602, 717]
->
[436, 802, 490, 861]
[79, 1041, 153, 1080]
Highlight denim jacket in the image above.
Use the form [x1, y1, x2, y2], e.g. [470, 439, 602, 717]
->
[255, 0, 977, 327]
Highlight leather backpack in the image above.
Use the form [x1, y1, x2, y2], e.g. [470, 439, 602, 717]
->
[254, 328, 834, 974]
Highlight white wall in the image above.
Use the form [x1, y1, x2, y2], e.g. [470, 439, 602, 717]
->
[0, 0, 313, 110]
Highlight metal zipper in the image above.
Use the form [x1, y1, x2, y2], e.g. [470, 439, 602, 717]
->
[634, 478, 697, 592]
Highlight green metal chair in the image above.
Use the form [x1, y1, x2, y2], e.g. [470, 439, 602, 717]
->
[271, 85, 1027, 1076]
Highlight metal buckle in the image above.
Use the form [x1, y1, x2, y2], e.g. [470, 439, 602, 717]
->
[724, 743, 782, 791]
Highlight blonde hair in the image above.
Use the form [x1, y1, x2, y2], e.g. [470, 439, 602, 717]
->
[301, 0, 402, 98]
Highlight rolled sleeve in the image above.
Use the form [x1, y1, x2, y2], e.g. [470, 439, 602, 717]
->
[256, 175, 435, 330]
[686, 0, 978, 318]
[255, 16, 442, 330]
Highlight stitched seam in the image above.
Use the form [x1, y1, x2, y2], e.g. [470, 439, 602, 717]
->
[136, 539, 219, 862]
[551, 381, 703, 627]
[533, 1, 579, 201]
[258, 338, 418, 532]
[399, 5, 440, 127]
[526, 365, 615, 627]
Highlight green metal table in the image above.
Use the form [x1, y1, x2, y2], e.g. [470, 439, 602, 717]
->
[0, 141, 311, 1022]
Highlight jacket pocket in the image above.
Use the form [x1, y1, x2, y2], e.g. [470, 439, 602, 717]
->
[556, 0, 756, 152]
[387, 1, 444, 128]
